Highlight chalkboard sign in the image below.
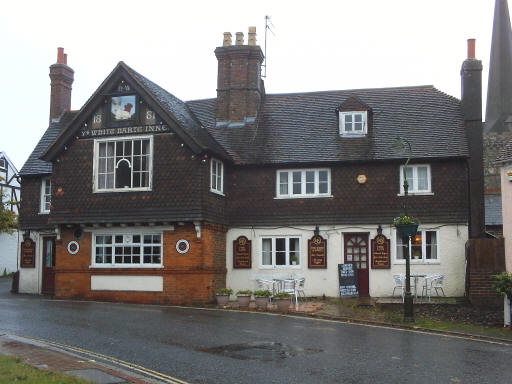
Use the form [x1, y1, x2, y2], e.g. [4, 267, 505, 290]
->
[338, 263, 359, 296]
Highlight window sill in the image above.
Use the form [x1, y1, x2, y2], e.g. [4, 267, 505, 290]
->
[89, 265, 164, 269]
[259, 265, 302, 269]
[393, 260, 440, 265]
[339, 133, 367, 138]
[397, 192, 434, 197]
[210, 189, 225, 197]
[274, 195, 333, 200]
[38, 212, 50, 215]
[93, 187, 152, 193]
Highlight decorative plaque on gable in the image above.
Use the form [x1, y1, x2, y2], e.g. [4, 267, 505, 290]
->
[308, 235, 327, 268]
[371, 234, 391, 269]
[233, 236, 252, 269]
[20, 238, 36, 268]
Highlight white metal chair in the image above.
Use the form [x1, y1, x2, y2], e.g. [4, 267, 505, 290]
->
[392, 274, 405, 302]
[422, 274, 445, 301]
[282, 279, 298, 307]
[295, 278, 306, 301]
[256, 279, 277, 298]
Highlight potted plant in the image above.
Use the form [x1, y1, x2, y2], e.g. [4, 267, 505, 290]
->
[253, 289, 271, 310]
[215, 288, 233, 306]
[290, 255, 298, 265]
[236, 289, 253, 308]
[393, 214, 420, 238]
[274, 292, 291, 312]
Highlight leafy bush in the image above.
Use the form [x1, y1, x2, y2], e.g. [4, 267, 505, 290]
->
[492, 272, 512, 297]
[236, 289, 253, 295]
[215, 288, 233, 295]
[253, 289, 272, 297]
[274, 292, 291, 299]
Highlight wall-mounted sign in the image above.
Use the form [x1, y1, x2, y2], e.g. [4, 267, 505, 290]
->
[67, 241, 80, 255]
[338, 263, 359, 296]
[20, 238, 35, 268]
[233, 236, 251, 269]
[371, 234, 391, 269]
[308, 235, 327, 268]
[80, 124, 170, 138]
[176, 239, 190, 254]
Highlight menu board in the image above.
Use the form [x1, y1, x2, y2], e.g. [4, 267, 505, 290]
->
[338, 263, 359, 296]
[371, 234, 391, 269]
[20, 238, 35, 268]
[233, 236, 252, 268]
[308, 235, 327, 268]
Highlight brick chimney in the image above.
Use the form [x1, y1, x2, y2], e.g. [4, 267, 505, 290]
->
[215, 27, 264, 126]
[461, 38, 485, 238]
[49, 47, 74, 123]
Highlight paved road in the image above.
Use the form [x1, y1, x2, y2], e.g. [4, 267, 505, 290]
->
[0, 278, 511, 384]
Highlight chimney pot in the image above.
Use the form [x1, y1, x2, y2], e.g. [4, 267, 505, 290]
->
[223, 32, 232, 47]
[57, 47, 65, 64]
[248, 26, 256, 46]
[235, 32, 244, 46]
[467, 38, 476, 59]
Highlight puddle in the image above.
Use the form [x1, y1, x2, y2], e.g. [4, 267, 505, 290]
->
[201, 341, 321, 362]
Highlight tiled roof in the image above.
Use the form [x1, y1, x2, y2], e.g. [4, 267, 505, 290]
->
[19, 112, 77, 176]
[187, 85, 467, 165]
[495, 137, 512, 163]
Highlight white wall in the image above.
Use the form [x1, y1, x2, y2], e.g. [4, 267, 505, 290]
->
[226, 223, 468, 297]
[0, 231, 18, 274]
[17, 231, 48, 294]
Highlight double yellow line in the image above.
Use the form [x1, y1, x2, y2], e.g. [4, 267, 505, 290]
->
[13, 334, 190, 384]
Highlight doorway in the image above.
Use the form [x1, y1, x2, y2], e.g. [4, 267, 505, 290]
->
[41, 237, 56, 295]
[343, 233, 369, 297]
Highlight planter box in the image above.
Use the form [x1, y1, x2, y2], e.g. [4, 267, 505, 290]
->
[237, 295, 251, 308]
[215, 294, 230, 306]
[395, 223, 419, 238]
[275, 298, 291, 312]
[254, 296, 269, 310]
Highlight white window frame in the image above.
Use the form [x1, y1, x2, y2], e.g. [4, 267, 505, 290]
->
[276, 168, 331, 199]
[91, 231, 163, 268]
[260, 236, 302, 268]
[40, 177, 51, 214]
[93, 135, 153, 193]
[210, 158, 224, 195]
[339, 111, 368, 136]
[394, 228, 440, 264]
[399, 164, 432, 195]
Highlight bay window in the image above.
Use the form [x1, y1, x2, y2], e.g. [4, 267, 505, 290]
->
[94, 136, 152, 192]
[93, 233, 162, 267]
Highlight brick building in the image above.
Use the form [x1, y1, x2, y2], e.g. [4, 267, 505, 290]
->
[17, 30, 483, 303]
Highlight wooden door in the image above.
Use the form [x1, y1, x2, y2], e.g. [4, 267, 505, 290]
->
[41, 237, 56, 295]
[344, 233, 369, 297]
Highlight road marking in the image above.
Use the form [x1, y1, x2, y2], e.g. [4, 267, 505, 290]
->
[8, 334, 190, 384]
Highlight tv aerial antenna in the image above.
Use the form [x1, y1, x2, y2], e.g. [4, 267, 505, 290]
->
[262, 15, 275, 78]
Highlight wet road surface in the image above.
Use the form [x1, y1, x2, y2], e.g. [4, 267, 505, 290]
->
[0, 278, 511, 383]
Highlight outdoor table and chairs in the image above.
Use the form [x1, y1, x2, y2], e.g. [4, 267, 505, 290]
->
[257, 276, 306, 307]
[421, 274, 446, 301]
[392, 273, 446, 302]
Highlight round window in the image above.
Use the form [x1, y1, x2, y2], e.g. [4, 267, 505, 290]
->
[176, 239, 190, 254]
[67, 241, 80, 255]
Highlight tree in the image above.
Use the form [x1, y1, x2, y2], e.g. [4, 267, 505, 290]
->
[0, 176, 18, 234]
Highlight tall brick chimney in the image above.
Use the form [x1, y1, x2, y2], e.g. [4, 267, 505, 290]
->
[461, 38, 485, 238]
[49, 47, 74, 123]
[215, 27, 264, 127]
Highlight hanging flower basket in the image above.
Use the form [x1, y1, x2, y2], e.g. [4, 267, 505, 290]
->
[395, 223, 419, 238]
[393, 214, 419, 238]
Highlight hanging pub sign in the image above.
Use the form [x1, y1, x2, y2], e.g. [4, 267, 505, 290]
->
[233, 236, 252, 269]
[371, 233, 391, 269]
[338, 263, 359, 296]
[21, 238, 36, 268]
[308, 235, 327, 268]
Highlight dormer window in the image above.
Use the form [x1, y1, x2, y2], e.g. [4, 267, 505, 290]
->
[339, 111, 367, 136]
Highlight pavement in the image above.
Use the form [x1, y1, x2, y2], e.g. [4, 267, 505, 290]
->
[0, 292, 509, 383]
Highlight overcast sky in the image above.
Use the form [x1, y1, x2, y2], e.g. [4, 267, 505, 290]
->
[0, 0, 500, 169]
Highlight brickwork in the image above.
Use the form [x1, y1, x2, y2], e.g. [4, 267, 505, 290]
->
[228, 160, 469, 226]
[467, 238, 505, 306]
[49, 62, 74, 123]
[53, 223, 226, 304]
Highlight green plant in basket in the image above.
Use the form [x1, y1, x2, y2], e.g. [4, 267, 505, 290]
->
[254, 289, 272, 297]
[236, 289, 253, 295]
[215, 288, 233, 295]
[274, 292, 291, 299]
[392, 214, 419, 226]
